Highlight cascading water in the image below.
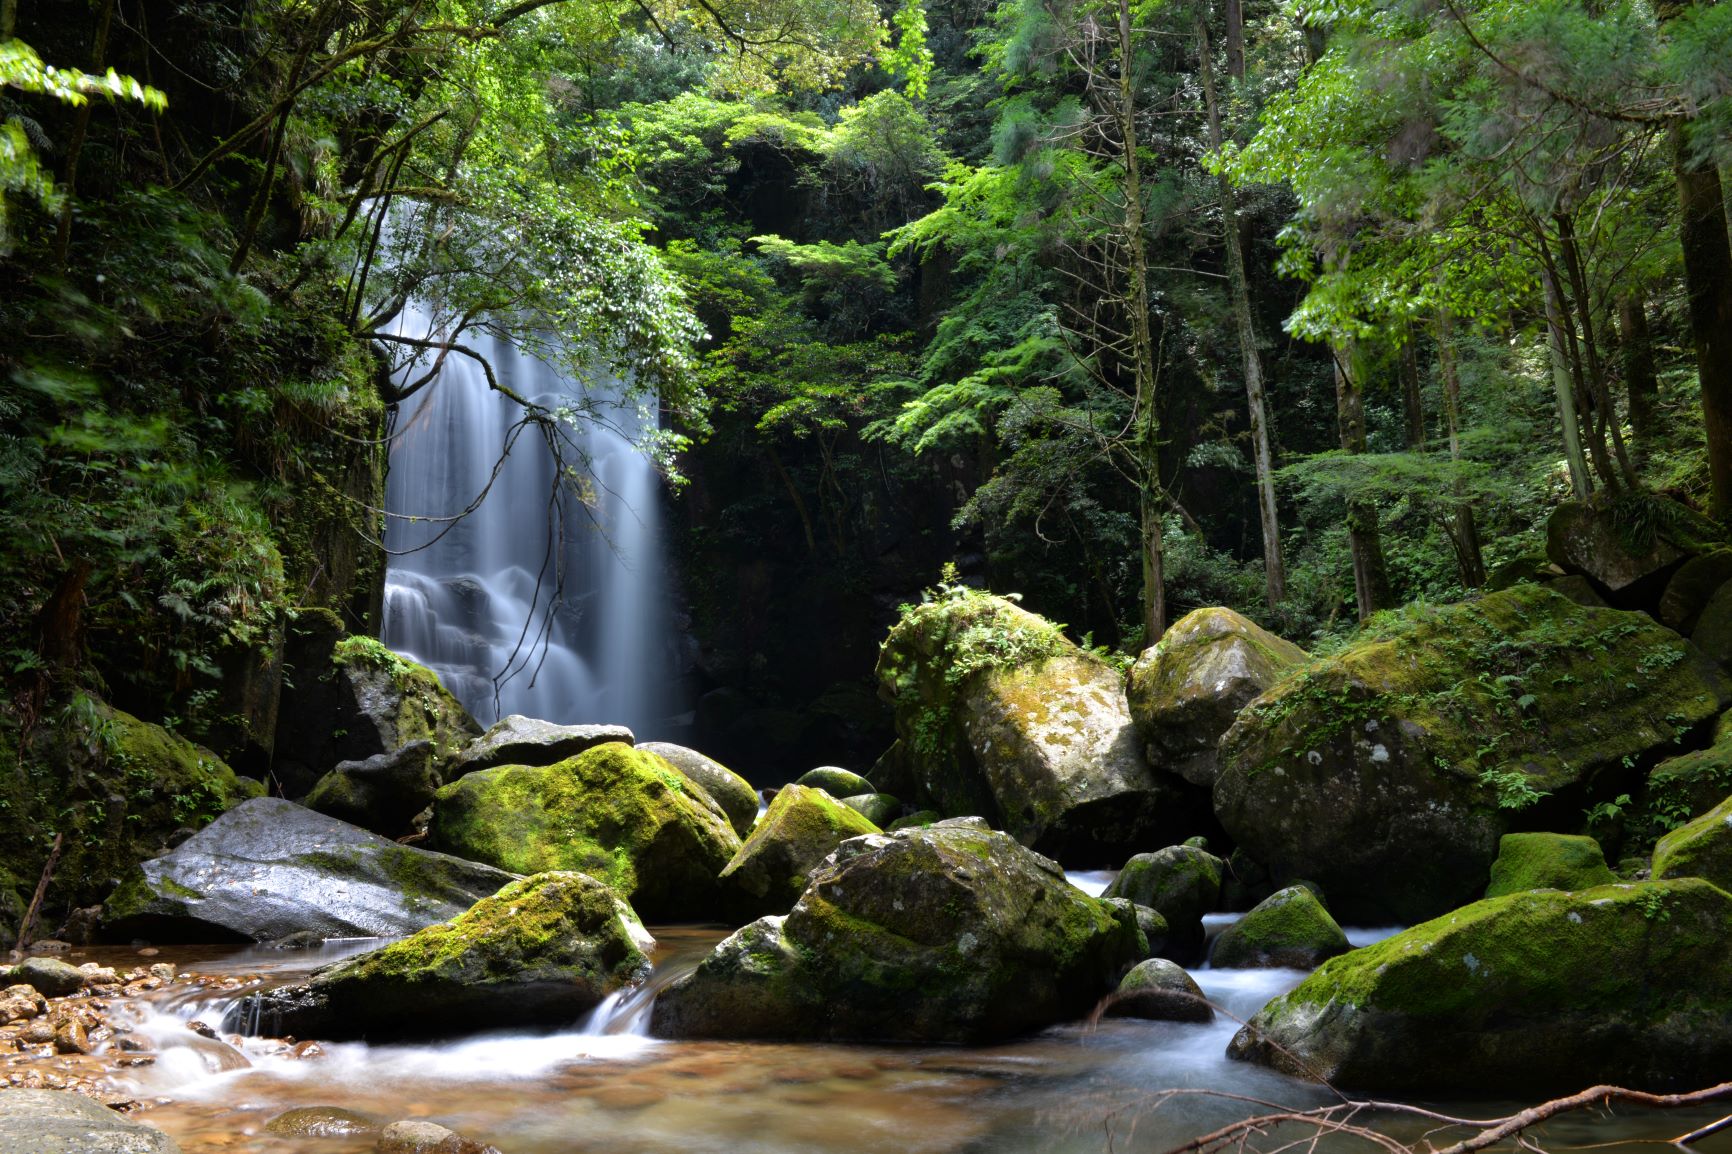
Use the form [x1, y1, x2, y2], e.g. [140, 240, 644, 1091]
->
[379, 304, 679, 734]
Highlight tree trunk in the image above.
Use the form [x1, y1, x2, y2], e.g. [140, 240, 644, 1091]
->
[1224, 0, 1245, 80]
[1555, 213, 1638, 487]
[1437, 311, 1487, 588]
[1199, 13, 1284, 608]
[38, 561, 93, 671]
[1399, 334, 1425, 449]
[1617, 295, 1659, 454]
[1543, 272, 1594, 500]
[1672, 125, 1732, 521]
[1334, 342, 1394, 619]
[1118, 0, 1165, 639]
[52, 0, 116, 267]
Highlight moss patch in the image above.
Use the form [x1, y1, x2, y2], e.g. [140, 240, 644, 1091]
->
[1484, 832, 1616, 897]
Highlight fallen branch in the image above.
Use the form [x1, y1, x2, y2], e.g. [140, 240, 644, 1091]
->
[14, 832, 65, 954]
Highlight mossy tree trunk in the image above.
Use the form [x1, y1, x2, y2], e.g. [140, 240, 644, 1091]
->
[1616, 295, 1659, 458]
[1333, 340, 1393, 620]
[1436, 309, 1486, 589]
[1671, 125, 1732, 522]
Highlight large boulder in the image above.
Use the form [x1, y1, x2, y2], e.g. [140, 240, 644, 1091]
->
[1103, 958, 1211, 1022]
[718, 784, 880, 921]
[876, 590, 1184, 863]
[0, 699, 264, 913]
[639, 742, 758, 837]
[1214, 586, 1732, 922]
[449, 716, 634, 778]
[273, 633, 480, 797]
[100, 797, 516, 942]
[1544, 497, 1719, 605]
[229, 872, 651, 1041]
[427, 742, 740, 921]
[1641, 712, 1732, 835]
[1211, 886, 1349, 969]
[1101, 844, 1224, 957]
[651, 826, 1145, 1043]
[1483, 832, 1615, 898]
[303, 740, 438, 835]
[1651, 794, 1732, 891]
[1659, 550, 1732, 633]
[1228, 879, 1732, 1094]
[0, 1088, 181, 1153]
[796, 767, 873, 797]
[1127, 608, 1307, 786]
[1694, 579, 1732, 671]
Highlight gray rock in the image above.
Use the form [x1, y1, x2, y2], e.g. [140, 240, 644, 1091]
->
[376, 1120, 501, 1154]
[639, 742, 758, 836]
[9, 958, 86, 998]
[1693, 579, 1732, 671]
[653, 826, 1144, 1043]
[1544, 574, 1607, 608]
[1127, 608, 1307, 786]
[1102, 845, 1224, 957]
[304, 740, 439, 835]
[1545, 499, 1689, 597]
[840, 792, 901, 828]
[1659, 550, 1732, 632]
[101, 798, 516, 942]
[449, 715, 633, 778]
[264, 1106, 381, 1138]
[719, 785, 880, 922]
[1104, 958, 1212, 1022]
[0, 1088, 180, 1153]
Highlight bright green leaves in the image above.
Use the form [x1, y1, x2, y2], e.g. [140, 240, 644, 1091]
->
[885, 0, 935, 100]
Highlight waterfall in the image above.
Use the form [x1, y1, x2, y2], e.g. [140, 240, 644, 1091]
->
[379, 304, 678, 735]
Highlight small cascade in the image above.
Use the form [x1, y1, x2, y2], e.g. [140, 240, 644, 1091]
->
[379, 303, 681, 734]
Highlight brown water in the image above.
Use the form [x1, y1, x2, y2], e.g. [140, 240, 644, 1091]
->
[65, 927, 1732, 1154]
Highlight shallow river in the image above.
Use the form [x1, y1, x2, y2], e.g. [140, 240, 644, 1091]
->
[77, 879, 1732, 1154]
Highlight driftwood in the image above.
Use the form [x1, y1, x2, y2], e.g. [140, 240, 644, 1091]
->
[14, 831, 64, 953]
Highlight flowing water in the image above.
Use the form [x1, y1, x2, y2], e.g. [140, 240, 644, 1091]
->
[84, 890, 1729, 1154]
[379, 306, 679, 734]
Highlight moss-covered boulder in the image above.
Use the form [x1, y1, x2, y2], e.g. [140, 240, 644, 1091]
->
[1544, 497, 1716, 604]
[796, 766, 873, 797]
[1659, 550, 1732, 633]
[1103, 958, 1211, 1022]
[427, 742, 740, 921]
[450, 716, 634, 778]
[229, 872, 652, 1041]
[0, 698, 263, 915]
[719, 785, 881, 921]
[639, 742, 758, 837]
[1483, 832, 1616, 898]
[1211, 886, 1349, 969]
[877, 589, 1183, 863]
[273, 633, 479, 796]
[841, 792, 901, 827]
[1228, 879, 1732, 1093]
[1127, 608, 1307, 786]
[101, 797, 516, 942]
[1101, 845, 1224, 958]
[303, 740, 438, 836]
[1641, 712, 1732, 835]
[651, 826, 1145, 1043]
[1694, 579, 1732, 671]
[1651, 794, 1732, 891]
[1214, 586, 1732, 922]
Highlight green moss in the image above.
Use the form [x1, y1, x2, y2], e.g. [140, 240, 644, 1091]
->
[429, 741, 739, 919]
[888, 810, 940, 831]
[1652, 794, 1732, 891]
[1212, 885, 1349, 968]
[721, 784, 880, 920]
[1484, 833, 1616, 898]
[1639, 717, 1732, 844]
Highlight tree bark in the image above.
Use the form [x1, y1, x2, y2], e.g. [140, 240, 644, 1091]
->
[52, 0, 116, 267]
[1672, 125, 1732, 521]
[1199, 13, 1284, 608]
[1617, 295, 1659, 454]
[1399, 334, 1425, 449]
[38, 561, 93, 671]
[1555, 213, 1637, 487]
[1543, 271, 1595, 500]
[1437, 311, 1486, 588]
[1334, 342, 1393, 619]
[1224, 0, 1245, 80]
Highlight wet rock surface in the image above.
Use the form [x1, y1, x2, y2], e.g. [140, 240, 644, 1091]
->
[450, 716, 635, 778]
[639, 742, 760, 837]
[1210, 886, 1349, 970]
[0, 1087, 180, 1153]
[303, 739, 440, 836]
[719, 785, 881, 921]
[100, 798, 517, 943]
[1102, 958, 1212, 1022]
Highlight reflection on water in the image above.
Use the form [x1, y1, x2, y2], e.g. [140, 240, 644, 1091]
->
[104, 927, 1732, 1154]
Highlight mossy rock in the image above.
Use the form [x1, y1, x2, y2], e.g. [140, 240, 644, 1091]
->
[0, 697, 263, 914]
[841, 792, 901, 827]
[888, 810, 941, 832]
[1545, 497, 1716, 601]
[652, 826, 1145, 1044]
[1640, 713, 1732, 838]
[1659, 550, 1732, 633]
[1229, 879, 1732, 1094]
[1485, 553, 1562, 591]
[303, 740, 438, 836]
[1211, 886, 1349, 969]
[427, 742, 740, 921]
[1127, 608, 1307, 786]
[796, 767, 873, 797]
[1651, 793, 1732, 891]
[719, 785, 880, 921]
[1214, 585, 1732, 923]
[1102, 844, 1223, 958]
[1104, 958, 1211, 1022]
[453, 717, 635, 778]
[232, 872, 652, 1041]
[876, 590, 1184, 862]
[330, 637, 481, 773]
[1693, 580, 1732, 672]
[1484, 832, 1616, 898]
[639, 742, 758, 837]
